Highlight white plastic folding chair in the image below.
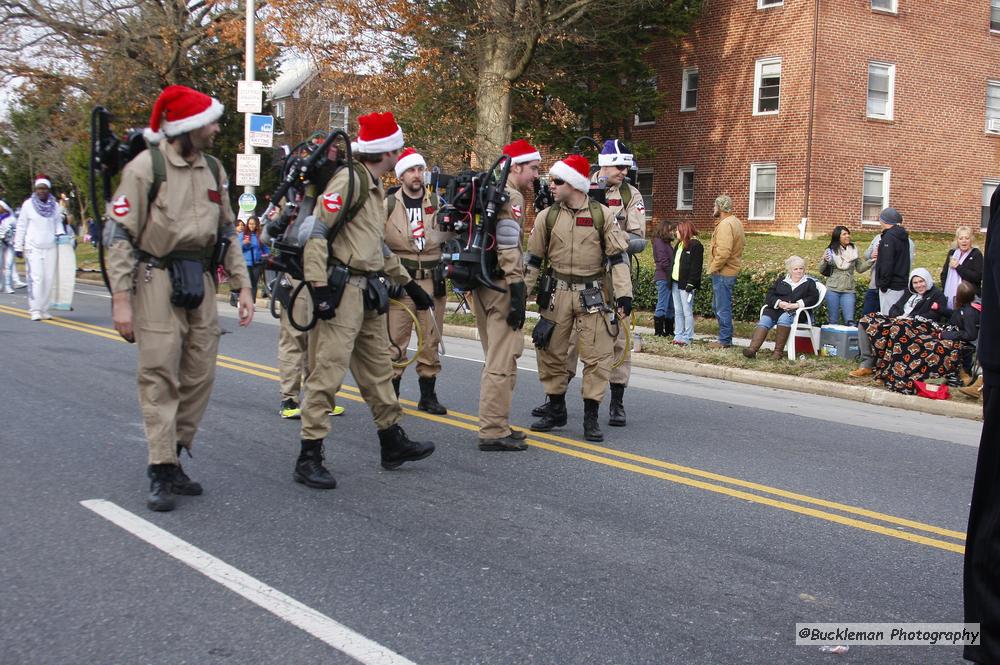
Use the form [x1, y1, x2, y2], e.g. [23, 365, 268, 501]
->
[787, 280, 827, 360]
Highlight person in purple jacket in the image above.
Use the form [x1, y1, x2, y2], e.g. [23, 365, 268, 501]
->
[651, 221, 675, 337]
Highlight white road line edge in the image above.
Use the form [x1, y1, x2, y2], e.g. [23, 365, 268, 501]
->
[80, 499, 419, 665]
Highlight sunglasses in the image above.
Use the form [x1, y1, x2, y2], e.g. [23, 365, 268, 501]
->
[614, 165, 629, 171]
[550, 178, 566, 186]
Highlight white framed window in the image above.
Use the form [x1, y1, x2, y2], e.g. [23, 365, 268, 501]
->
[871, 0, 897, 13]
[680, 67, 698, 111]
[749, 163, 777, 220]
[637, 169, 654, 219]
[329, 102, 348, 131]
[992, 0, 1000, 32]
[983, 181, 999, 230]
[753, 58, 781, 115]
[273, 100, 286, 119]
[988, 81, 1000, 133]
[862, 168, 891, 224]
[758, 0, 783, 8]
[867, 62, 895, 120]
[634, 76, 657, 126]
[676, 168, 694, 210]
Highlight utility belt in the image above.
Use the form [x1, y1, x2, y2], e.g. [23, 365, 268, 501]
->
[324, 262, 392, 316]
[400, 257, 446, 298]
[136, 241, 227, 311]
[554, 277, 603, 292]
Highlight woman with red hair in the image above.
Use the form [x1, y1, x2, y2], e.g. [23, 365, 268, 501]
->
[670, 220, 703, 345]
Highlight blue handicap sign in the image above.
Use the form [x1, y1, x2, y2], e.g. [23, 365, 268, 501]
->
[249, 114, 273, 133]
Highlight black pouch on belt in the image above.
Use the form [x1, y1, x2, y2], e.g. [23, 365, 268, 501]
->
[272, 277, 292, 311]
[532, 317, 556, 350]
[579, 286, 604, 311]
[433, 264, 447, 298]
[168, 259, 206, 310]
[364, 275, 390, 314]
[536, 271, 555, 310]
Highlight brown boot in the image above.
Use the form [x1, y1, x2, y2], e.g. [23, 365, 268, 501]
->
[771, 326, 791, 360]
[959, 376, 984, 399]
[959, 368, 973, 386]
[742, 326, 769, 358]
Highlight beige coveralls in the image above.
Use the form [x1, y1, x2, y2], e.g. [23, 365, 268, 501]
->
[525, 202, 633, 402]
[383, 188, 453, 379]
[299, 165, 410, 441]
[106, 140, 250, 465]
[473, 185, 527, 439]
[563, 181, 646, 384]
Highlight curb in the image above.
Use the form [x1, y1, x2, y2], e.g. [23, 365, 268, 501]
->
[443, 323, 984, 422]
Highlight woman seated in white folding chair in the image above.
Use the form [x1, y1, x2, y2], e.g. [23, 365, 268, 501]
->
[743, 255, 821, 359]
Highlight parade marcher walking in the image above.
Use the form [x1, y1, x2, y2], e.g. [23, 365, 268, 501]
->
[385, 147, 453, 414]
[471, 138, 538, 451]
[14, 174, 62, 320]
[0, 189, 27, 293]
[525, 154, 633, 443]
[295, 112, 435, 489]
[105, 85, 255, 512]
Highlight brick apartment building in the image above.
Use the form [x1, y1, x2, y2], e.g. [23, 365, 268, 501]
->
[631, 0, 1000, 236]
[268, 62, 351, 146]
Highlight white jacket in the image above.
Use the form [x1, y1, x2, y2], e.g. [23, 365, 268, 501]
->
[14, 198, 61, 251]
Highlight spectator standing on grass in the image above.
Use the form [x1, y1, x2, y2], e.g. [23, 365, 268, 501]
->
[963, 185, 1000, 664]
[671, 220, 703, 346]
[940, 225, 983, 309]
[708, 195, 745, 349]
[652, 221, 675, 338]
[819, 225, 870, 325]
[860, 219, 916, 317]
[873, 208, 911, 315]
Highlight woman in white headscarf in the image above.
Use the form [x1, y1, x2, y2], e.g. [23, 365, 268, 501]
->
[13, 175, 62, 320]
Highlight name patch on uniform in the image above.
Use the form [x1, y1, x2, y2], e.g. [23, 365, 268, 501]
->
[606, 198, 622, 207]
[576, 217, 594, 227]
[322, 192, 343, 213]
[424, 206, 435, 214]
[207, 189, 222, 204]
[111, 195, 130, 217]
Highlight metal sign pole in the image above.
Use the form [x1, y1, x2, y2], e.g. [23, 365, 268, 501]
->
[243, 0, 256, 198]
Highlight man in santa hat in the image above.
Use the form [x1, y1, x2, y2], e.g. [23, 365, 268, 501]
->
[14, 174, 62, 320]
[294, 112, 436, 489]
[384, 147, 454, 414]
[524, 154, 633, 443]
[467, 138, 540, 451]
[104, 85, 255, 512]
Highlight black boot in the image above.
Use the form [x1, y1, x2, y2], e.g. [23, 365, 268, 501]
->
[173, 443, 203, 496]
[147, 464, 176, 512]
[531, 394, 567, 431]
[294, 439, 337, 489]
[417, 376, 447, 415]
[608, 383, 627, 427]
[584, 399, 604, 442]
[664, 318, 674, 338]
[379, 424, 435, 469]
[653, 316, 662, 337]
[391, 376, 401, 398]
[531, 396, 551, 418]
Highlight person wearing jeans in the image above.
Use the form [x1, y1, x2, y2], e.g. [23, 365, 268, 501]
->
[651, 221, 674, 337]
[707, 195, 745, 348]
[671, 220, 703, 345]
[819, 225, 870, 325]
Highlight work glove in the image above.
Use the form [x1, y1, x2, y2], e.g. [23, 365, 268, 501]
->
[404, 280, 434, 310]
[616, 296, 633, 317]
[313, 284, 337, 320]
[506, 281, 527, 330]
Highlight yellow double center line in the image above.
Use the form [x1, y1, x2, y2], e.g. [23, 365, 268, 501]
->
[1, 303, 967, 554]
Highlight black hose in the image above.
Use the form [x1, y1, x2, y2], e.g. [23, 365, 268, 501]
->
[89, 107, 112, 294]
[286, 279, 317, 332]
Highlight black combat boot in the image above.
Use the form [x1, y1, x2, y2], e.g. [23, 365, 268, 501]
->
[173, 443, 203, 496]
[583, 399, 604, 442]
[417, 376, 447, 414]
[147, 464, 177, 512]
[293, 439, 337, 489]
[391, 376, 401, 398]
[608, 383, 627, 427]
[664, 317, 675, 338]
[530, 393, 567, 431]
[653, 316, 665, 337]
[531, 396, 551, 418]
[379, 424, 435, 469]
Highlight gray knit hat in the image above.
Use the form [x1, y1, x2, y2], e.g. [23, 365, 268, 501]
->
[879, 207, 902, 225]
[714, 195, 733, 213]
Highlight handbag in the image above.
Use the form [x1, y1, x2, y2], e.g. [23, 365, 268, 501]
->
[819, 260, 833, 277]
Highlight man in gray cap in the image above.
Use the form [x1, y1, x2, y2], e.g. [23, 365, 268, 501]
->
[872, 207, 910, 314]
[707, 195, 745, 348]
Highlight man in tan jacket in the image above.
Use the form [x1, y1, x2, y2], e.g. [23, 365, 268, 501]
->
[106, 85, 255, 512]
[525, 154, 633, 443]
[384, 147, 453, 414]
[708, 195, 745, 348]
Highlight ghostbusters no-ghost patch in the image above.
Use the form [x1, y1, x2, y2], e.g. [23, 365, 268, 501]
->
[111, 195, 130, 217]
[322, 192, 343, 213]
[636, 200, 646, 213]
[512, 204, 522, 219]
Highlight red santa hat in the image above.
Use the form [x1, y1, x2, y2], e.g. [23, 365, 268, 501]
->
[394, 147, 426, 178]
[351, 112, 404, 154]
[144, 85, 224, 145]
[549, 154, 591, 193]
[34, 173, 52, 189]
[502, 139, 541, 164]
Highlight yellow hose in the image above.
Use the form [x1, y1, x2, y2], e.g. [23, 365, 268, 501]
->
[388, 298, 424, 369]
[611, 313, 633, 369]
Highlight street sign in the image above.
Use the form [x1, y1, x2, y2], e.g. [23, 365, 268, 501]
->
[237, 80, 263, 113]
[235, 154, 261, 187]
[249, 114, 274, 148]
[238, 192, 257, 213]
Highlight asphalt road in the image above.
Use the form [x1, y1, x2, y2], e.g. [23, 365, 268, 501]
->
[0, 284, 983, 665]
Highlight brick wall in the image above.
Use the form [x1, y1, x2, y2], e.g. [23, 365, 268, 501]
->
[634, 0, 1000, 236]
